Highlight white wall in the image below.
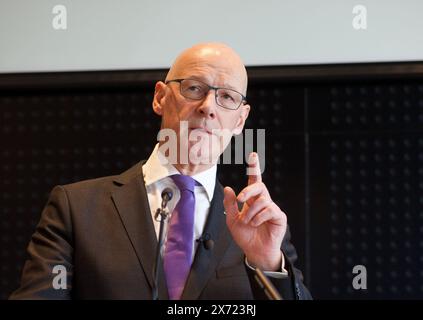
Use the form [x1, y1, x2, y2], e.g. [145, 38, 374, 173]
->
[0, 0, 422, 73]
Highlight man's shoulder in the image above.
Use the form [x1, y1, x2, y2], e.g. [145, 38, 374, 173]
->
[59, 161, 145, 195]
[62, 175, 117, 193]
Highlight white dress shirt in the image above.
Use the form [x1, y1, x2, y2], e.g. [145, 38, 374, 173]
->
[142, 144, 287, 277]
[142, 143, 216, 259]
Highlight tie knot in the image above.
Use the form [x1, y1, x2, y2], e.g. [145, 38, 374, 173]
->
[170, 174, 196, 192]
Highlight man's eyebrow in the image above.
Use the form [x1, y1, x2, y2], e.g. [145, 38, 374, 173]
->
[187, 76, 241, 91]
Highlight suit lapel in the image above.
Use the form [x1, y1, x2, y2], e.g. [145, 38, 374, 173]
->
[181, 182, 233, 300]
[111, 162, 169, 299]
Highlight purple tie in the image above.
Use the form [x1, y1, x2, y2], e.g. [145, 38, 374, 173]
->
[164, 174, 196, 300]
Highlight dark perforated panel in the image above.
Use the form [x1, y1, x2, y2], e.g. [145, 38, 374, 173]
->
[310, 84, 423, 132]
[309, 83, 423, 299]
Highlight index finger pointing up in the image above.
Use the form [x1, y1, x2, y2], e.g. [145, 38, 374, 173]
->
[247, 152, 262, 185]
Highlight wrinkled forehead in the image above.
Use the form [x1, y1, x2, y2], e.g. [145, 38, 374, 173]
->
[166, 47, 248, 94]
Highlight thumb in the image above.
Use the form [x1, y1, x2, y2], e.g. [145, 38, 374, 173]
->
[223, 186, 239, 217]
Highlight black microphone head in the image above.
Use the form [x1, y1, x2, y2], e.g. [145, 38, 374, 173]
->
[204, 239, 214, 250]
[161, 188, 173, 202]
[196, 233, 214, 250]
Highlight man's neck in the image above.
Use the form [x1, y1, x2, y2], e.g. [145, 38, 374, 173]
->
[157, 141, 219, 176]
[173, 162, 215, 176]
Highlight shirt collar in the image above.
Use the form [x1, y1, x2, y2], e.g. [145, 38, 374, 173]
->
[142, 143, 217, 201]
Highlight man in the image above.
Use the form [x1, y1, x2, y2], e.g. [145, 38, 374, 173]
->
[11, 43, 311, 300]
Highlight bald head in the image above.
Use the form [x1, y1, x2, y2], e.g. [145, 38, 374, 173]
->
[165, 43, 248, 95]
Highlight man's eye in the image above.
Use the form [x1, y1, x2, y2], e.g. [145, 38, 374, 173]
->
[187, 85, 202, 92]
[221, 93, 235, 102]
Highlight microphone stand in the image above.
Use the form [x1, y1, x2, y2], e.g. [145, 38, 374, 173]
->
[152, 189, 172, 300]
[254, 267, 283, 300]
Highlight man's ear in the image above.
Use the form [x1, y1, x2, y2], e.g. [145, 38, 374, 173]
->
[152, 81, 167, 116]
[232, 103, 250, 135]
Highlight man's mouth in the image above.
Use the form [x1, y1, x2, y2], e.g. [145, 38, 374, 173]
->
[189, 126, 213, 135]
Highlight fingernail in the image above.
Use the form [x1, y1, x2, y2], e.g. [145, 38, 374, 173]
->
[248, 153, 255, 163]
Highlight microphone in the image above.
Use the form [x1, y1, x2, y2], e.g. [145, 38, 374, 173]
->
[196, 233, 214, 250]
[161, 188, 173, 209]
[155, 188, 173, 220]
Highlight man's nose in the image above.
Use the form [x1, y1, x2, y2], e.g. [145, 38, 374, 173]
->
[197, 90, 217, 119]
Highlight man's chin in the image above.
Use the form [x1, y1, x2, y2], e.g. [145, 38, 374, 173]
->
[187, 142, 222, 166]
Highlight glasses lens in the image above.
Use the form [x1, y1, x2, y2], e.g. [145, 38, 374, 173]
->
[180, 79, 208, 100]
[177, 79, 244, 110]
[216, 88, 243, 110]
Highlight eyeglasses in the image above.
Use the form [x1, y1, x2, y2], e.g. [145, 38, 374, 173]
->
[165, 78, 247, 110]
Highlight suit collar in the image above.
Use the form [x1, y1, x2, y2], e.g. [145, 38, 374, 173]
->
[112, 161, 144, 186]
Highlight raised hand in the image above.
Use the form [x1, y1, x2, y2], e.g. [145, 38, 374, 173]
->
[223, 152, 287, 271]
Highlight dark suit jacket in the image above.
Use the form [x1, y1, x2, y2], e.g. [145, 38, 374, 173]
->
[10, 161, 312, 300]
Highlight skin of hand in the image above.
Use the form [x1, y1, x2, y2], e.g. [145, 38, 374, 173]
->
[224, 152, 287, 271]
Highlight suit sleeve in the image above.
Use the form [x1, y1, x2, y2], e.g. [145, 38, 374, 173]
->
[9, 186, 74, 300]
[246, 226, 312, 300]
